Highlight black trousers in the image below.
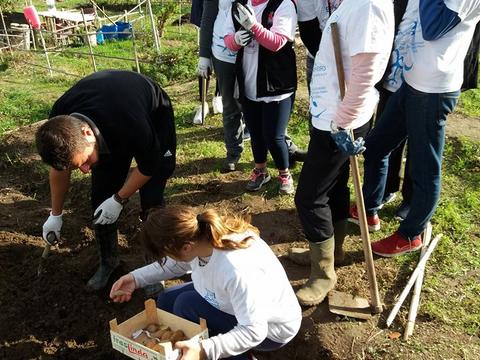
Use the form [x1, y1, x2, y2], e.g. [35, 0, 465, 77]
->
[295, 122, 370, 243]
[91, 111, 176, 214]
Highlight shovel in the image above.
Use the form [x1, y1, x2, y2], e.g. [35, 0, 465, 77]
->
[201, 76, 207, 125]
[327, 22, 383, 319]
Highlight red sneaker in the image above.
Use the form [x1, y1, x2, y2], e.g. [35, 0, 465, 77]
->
[371, 232, 422, 257]
[348, 204, 381, 232]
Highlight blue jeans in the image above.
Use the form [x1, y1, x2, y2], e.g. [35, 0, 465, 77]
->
[242, 95, 294, 170]
[156, 282, 285, 360]
[363, 82, 459, 238]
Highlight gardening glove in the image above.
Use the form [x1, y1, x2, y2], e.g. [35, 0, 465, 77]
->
[330, 129, 366, 155]
[234, 3, 256, 30]
[93, 195, 123, 225]
[197, 57, 212, 78]
[42, 212, 62, 244]
[234, 29, 254, 46]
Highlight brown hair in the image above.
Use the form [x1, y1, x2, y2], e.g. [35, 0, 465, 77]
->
[35, 115, 90, 170]
[140, 206, 259, 263]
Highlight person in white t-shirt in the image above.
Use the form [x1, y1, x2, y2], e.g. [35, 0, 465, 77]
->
[110, 206, 301, 360]
[357, 0, 480, 258]
[293, 0, 394, 306]
[224, 0, 298, 195]
[297, 0, 343, 91]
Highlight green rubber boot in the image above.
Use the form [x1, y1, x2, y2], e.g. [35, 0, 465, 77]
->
[296, 237, 337, 306]
[333, 220, 347, 266]
[289, 221, 347, 266]
[85, 223, 120, 292]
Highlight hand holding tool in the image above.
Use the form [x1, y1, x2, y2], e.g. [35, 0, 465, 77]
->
[197, 57, 212, 78]
[42, 212, 62, 242]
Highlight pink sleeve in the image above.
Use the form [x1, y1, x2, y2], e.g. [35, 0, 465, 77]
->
[335, 53, 385, 129]
[251, 23, 288, 52]
[224, 33, 242, 51]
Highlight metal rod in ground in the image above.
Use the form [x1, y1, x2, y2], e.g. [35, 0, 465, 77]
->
[386, 233, 443, 327]
[403, 222, 433, 340]
[37, 29, 53, 76]
[0, 8, 12, 54]
[146, 0, 161, 56]
[81, 8, 97, 72]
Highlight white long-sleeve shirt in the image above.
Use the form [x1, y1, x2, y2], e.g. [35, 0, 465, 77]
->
[131, 231, 301, 360]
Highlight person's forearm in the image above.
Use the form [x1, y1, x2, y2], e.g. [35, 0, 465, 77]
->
[335, 53, 385, 129]
[250, 23, 288, 52]
[117, 167, 151, 200]
[49, 168, 71, 215]
[199, 0, 218, 58]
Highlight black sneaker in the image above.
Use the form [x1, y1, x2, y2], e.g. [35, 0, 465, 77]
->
[221, 156, 240, 173]
[289, 149, 308, 163]
[378, 192, 397, 209]
[395, 201, 410, 221]
[246, 168, 271, 191]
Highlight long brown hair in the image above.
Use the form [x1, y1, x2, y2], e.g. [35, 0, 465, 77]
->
[140, 206, 259, 262]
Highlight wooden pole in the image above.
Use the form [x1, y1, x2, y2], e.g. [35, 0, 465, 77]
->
[89, 0, 116, 25]
[178, 2, 182, 34]
[131, 26, 141, 73]
[38, 29, 53, 76]
[81, 8, 97, 72]
[0, 8, 12, 55]
[146, 0, 160, 55]
[386, 234, 443, 327]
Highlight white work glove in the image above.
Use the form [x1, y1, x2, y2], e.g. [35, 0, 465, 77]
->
[197, 57, 212, 78]
[234, 3, 256, 30]
[234, 29, 254, 47]
[93, 195, 123, 225]
[42, 212, 63, 244]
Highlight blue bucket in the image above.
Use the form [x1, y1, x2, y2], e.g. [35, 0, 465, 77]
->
[96, 30, 104, 44]
[101, 24, 118, 40]
[115, 21, 132, 40]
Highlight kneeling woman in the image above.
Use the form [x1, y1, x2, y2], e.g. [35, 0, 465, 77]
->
[110, 206, 301, 360]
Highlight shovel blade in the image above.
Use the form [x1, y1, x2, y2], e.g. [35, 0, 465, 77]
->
[328, 290, 372, 320]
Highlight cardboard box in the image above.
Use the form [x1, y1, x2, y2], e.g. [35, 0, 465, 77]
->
[110, 299, 208, 360]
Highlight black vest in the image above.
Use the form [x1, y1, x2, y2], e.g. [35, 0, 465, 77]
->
[233, 0, 297, 99]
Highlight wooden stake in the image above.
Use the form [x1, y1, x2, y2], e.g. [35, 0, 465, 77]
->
[81, 8, 97, 72]
[131, 25, 140, 73]
[38, 29, 53, 76]
[89, 0, 116, 25]
[403, 223, 433, 340]
[146, 0, 160, 56]
[0, 8, 12, 55]
[386, 233, 443, 327]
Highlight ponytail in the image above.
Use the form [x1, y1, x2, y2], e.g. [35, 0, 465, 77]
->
[140, 206, 258, 262]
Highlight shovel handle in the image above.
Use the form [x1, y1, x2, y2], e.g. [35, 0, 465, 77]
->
[201, 76, 207, 125]
[331, 22, 383, 313]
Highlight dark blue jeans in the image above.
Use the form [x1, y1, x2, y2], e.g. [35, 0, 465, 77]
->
[242, 95, 294, 170]
[363, 82, 459, 238]
[156, 282, 284, 360]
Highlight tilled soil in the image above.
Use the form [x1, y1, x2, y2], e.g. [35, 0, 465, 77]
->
[1, 122, 478, 360]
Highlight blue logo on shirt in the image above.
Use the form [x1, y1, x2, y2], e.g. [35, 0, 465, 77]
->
[204, 289, 220, 308]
